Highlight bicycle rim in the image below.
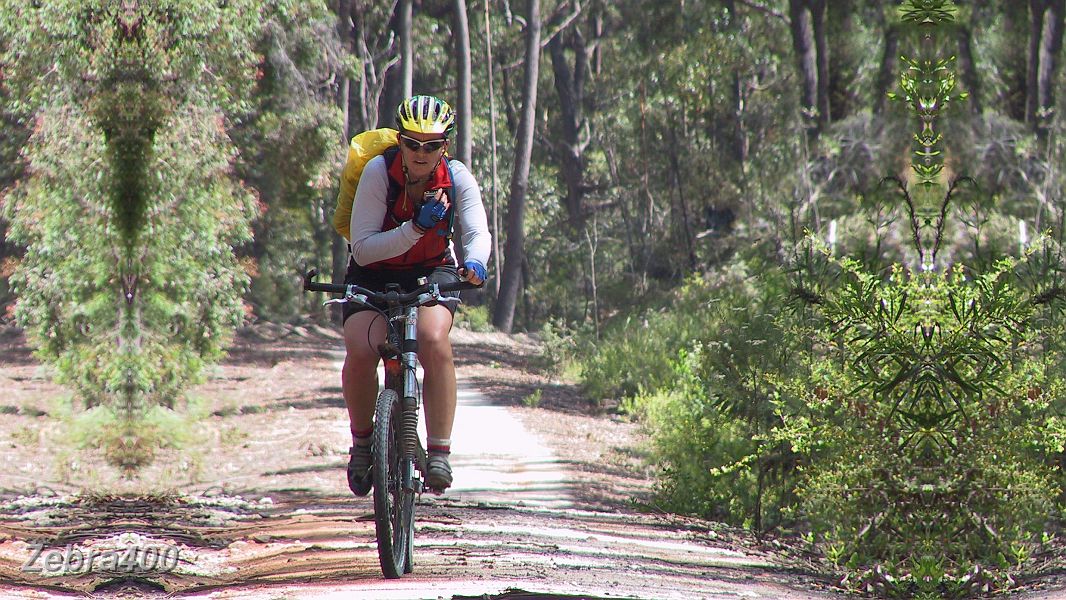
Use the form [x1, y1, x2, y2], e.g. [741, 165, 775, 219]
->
[372, 389, 415, 578]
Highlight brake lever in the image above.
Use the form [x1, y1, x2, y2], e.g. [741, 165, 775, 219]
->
[324, 293, 368, 307]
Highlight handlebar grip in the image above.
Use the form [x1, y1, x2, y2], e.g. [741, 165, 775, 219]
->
[303, 269, 347, 294]
[439, 279, 483, 293]
[306, 282, 348, 293]
[303, 268, 319, 290]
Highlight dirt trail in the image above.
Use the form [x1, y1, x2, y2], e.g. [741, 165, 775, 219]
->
[0, 324, 839, 599]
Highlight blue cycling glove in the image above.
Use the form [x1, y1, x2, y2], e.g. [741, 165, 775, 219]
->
[415, 198, 448, 231]
[463, 260, 486, 282]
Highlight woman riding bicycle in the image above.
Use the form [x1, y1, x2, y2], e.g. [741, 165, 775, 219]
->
[340, 95, 491, 495]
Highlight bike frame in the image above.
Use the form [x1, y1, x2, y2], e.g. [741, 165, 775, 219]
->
[302, 268, 478, 578]
[383, 301, 426, 492]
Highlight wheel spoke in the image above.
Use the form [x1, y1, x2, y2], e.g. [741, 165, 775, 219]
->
[374, 389, 412, 578]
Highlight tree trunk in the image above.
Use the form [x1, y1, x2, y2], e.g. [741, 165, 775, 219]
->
[352, 1, 394, 130]
[584, 221, 599, 339]
[957, 13, 981, 114]
[484, 0, 502, 294]
[352, 2, 371, 129]
[789, 0, 819, 136]
[825, 0, 854, 121]
[1024, 0, 1066, 135]
[732, 70, 748, 169]
[333, 0, 355, 297]
[667, 124, 697, 271]
[1000, 4, 1029, 122]
[493, 0, 541, 333]
[721, 1, 750, 232]
[337, 0, 353, 139]
[399, 0, 414, 98]
[548, 14, 591, 236]
[591, 4, 602, 75]
[637, 80, 654, 281]
[379, 1, 407, 126]
[453, 0, 473, 167]
[1027, 0, 1047, 126]
[1038, 0, 1066, 130]
[874, 20, 898, 115]
[811, 0, 830, 129]
[381, 80, 400, 130]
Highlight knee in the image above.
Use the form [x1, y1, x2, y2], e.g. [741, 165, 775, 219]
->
[418, 332, 453, 366]
[344, 349, 376, 366]
[343, 338, 379, 373]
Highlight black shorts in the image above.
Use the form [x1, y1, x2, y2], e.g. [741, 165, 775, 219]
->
[341, 261, 461, 324]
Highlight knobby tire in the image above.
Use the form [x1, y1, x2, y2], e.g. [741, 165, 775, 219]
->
[372, 388, 415, 578]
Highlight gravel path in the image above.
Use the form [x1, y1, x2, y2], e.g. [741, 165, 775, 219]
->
[0, 324, 840, 599]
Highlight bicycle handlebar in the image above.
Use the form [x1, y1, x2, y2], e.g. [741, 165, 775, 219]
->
[303, 269, 481, 306]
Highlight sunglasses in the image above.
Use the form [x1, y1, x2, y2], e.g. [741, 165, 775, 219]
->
[399, 134, 447, 153]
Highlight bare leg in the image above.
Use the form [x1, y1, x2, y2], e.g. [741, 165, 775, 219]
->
[342, 311, 388, 434]
[417, 305, 456, 441]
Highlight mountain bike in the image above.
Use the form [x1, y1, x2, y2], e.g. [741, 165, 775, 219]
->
[303, 268, 477, 578]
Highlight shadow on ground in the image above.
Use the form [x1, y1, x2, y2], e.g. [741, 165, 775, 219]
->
[0, 491, 839, 599]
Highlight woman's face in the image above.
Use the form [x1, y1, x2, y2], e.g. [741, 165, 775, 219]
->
[398, 131, 447, 180]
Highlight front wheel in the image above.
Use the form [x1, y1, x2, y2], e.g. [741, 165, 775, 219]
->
[372, 388, 415, 578]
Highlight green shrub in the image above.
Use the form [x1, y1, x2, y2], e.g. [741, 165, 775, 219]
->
[781, 249, 1066, 595]
[580, 312, 677, 402]
[577, 260, 805, 530]
[535, 317, 594, 378]
[1, 1, 262, 472]
[454, 304, 495, 333]
[578, 230, 1066, 595]
[581, 263, 782, 406]
[640, 344, 797, 529]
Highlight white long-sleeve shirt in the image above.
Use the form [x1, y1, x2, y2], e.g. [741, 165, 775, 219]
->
[349, 156, 492, 268]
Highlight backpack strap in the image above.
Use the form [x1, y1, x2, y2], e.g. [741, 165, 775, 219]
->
[383, 146, 403, 211]
[443, 157, 457, 240]
[383, 149, 457, 239]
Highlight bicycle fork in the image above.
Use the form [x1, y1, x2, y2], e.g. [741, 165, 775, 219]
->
[399, 304, 422, 493]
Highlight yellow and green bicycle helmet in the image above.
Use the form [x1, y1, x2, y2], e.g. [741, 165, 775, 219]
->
[396, 95, 456, 136]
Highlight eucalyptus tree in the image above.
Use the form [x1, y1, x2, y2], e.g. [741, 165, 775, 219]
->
[0, 32, 27, 315]
[347, 1, 402, 132]
[232, 2, 344, 322]
[453, 0, 474, 167]
[789, 0, 830, 137]
[1025, 0, 1066, 134]
[494, 0, 542, 333]
[399, 0, 415, 98]
[546, 0, 603, 236]
[0, 0, 262, 473]
[380, 0, 413, 125]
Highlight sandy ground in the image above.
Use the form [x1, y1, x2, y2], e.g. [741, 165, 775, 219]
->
[0, 322, 842, 599]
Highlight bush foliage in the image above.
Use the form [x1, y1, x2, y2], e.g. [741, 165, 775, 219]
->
[0, 0, 261, 473]
[570, 3, 1066, 595]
